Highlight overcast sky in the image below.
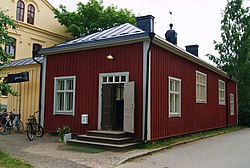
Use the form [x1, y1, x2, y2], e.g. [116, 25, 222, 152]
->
[48, 0, 250, 63]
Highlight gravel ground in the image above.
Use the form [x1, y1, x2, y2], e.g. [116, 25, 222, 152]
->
[0, 131, 149, 168]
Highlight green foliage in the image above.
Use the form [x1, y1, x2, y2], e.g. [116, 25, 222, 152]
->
[53, 0, 136, 38]
[0, 9, 18, 97]
[207, 0, 250, 126]
[56, 125, 71, 141]
[0, 150, 32, 168]
[0, 9, 18, 64]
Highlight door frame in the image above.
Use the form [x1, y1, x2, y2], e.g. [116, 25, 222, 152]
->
[98, 72, 129, 130]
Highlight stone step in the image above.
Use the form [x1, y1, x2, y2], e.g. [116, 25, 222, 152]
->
[67, 139, 138, 151]
[76, 135, 132, 144]
[86, 130, 131, 138]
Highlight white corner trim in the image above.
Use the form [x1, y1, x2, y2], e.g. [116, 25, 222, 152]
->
[142, 41, 149, 141]
[40, 56, 47, 127]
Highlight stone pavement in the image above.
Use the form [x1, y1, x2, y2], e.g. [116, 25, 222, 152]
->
[0, 131, 151, 168]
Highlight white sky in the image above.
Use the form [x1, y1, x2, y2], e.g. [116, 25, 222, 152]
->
[48, 0, 250, 63]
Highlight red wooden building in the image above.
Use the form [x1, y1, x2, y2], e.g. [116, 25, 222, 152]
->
[41, 15, 237, 142]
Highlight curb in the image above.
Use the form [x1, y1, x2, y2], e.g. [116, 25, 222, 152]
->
[116, 131, 228, 166]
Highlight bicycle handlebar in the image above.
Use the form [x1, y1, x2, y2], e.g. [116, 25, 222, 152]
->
[30, 111, 39, 117]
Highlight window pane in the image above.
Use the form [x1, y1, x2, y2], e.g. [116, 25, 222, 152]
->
[175, 94, 179, 112]
[108, 76, 113, 82]
[103, 77, 107, 83]
[10, 46, 15, 56]
[170, 80, 174, 91]
[175, 81, 179, 92]
[57, 80, 64, 90]
[66, 79, 73, 90]
[170, 93, 174, 113]
[65, 93, 73, 111]
[57, 93, 64, 110]
[115, 76, 119, 82]
[121, 76, 126, 82]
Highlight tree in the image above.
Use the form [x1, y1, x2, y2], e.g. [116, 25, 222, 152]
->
[53, 0, 136, 38]
[0, 9, 18, 97]
[207, 0, 250, 126]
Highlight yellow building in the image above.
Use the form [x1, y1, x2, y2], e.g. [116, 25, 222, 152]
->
[0, 0, 71, 126]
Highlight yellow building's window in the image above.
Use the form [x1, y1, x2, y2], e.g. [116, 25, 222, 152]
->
[27, 4, 35, 25]
[5, 38, 16, 59]
[16, 0, 25, 22]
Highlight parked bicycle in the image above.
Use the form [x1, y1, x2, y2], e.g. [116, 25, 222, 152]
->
[0, 110, 24, 135]
[26, 111, 44, 141]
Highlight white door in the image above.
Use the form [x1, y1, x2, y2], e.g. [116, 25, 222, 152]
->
[123, 81, 135, 133]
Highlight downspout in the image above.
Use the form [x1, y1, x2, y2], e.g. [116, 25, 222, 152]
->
[32, 53, 43, 125]
[144, 32, 155, 143]
[225, 74, 232, 127]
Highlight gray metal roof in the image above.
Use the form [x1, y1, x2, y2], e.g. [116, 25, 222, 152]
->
[1, 57, 43, 68]
[39, 21, 235, 82]
[41, 23, 147, 54]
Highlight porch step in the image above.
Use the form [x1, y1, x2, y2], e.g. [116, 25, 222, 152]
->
[86, 130, 131, 138]
[67, 130, 138, 150]
[77, 135, 132, 144]
[67, 139, 138, 150]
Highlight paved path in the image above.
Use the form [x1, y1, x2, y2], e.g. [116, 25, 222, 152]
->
[118, 128, 250, 168]
[0, 131, 149, 168]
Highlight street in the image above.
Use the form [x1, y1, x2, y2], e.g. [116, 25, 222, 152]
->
[117, 128, 250, 168]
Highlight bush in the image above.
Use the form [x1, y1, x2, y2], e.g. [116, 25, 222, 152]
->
[238, 105, 250, 126]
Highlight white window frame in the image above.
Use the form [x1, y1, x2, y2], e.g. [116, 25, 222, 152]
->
[196, 70, 207, 104]
[218, 79, 225, 105]
[100, 72, 129, 84]
[168, 76, 181, 118]
[53, 76, 76, 116]
[230, 93, 234, 115]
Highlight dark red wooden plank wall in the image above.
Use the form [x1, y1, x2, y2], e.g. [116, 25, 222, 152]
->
[150, 44, 237, 140]
[44, 42, 144, 140]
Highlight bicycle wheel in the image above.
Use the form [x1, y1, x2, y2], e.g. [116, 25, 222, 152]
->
[0, 126, 10, 135]
[35, 124, 44, 137]
[14, 120, 24, 133]
[26, 124, 34, 141]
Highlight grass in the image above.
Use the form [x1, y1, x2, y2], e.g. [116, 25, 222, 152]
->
[60, 144, 107, 153]
[138, 126, 246, 150]
[0, 151, 32, 168]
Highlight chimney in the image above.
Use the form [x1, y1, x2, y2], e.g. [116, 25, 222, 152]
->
[136, 15, 155, 34]
[185, 45, 199, 57]
[165, 24, 177, 45]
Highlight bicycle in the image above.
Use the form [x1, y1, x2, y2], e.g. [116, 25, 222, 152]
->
[26, 111, 44, 141]
[0, 110, 24, 135]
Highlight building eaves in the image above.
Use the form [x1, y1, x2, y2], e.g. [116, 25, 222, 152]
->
[1, 57, 43, 68]
[153, 35, 237, 82]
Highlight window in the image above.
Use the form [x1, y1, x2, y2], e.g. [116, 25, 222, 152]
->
[5, 38, 16, 59]
[169, 76, 181, 117]
[27, 4, 35, 24]
[230, 94, 234, 115]
[218, 80, 225, 105]
[54, 76, 76, 115]
[32, 44, 42, 57]
[196, 71, 207, 103]
[101, 73, 128, 84]
[16, 0, 25, 22]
